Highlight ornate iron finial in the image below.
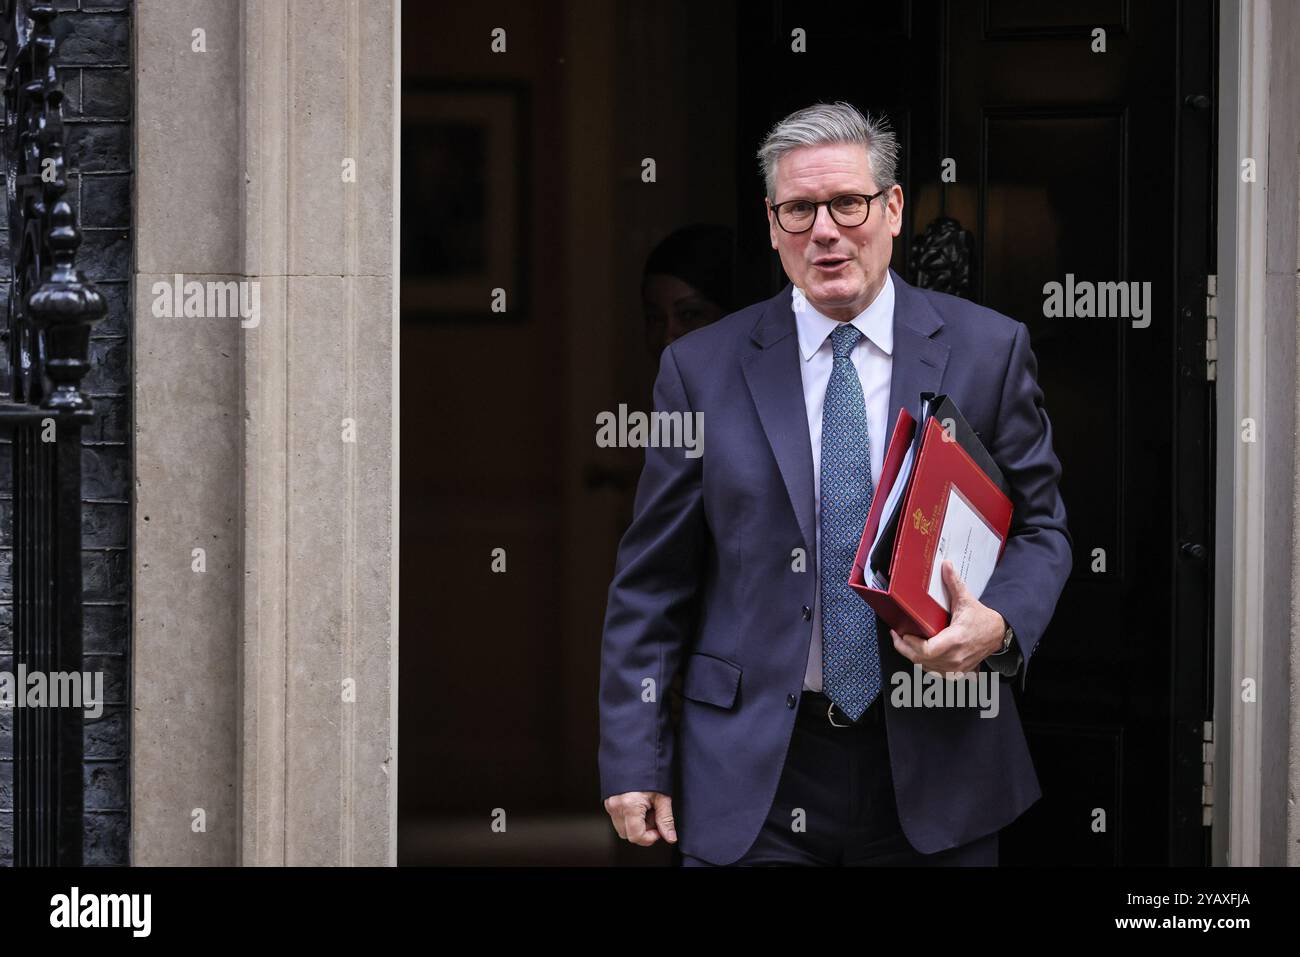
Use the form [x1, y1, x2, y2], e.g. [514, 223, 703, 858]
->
[3, 0, 106, 411]
[909, 215, 975, 299]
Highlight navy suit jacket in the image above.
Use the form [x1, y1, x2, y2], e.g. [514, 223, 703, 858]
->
[597, 267, 1072, 864]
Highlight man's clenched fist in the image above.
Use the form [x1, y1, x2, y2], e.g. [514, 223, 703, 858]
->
[603, 791, 677, 846]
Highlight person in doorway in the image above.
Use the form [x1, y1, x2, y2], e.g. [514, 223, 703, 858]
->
[598, 101, 1071, 865]
[640, 223, 735, 357]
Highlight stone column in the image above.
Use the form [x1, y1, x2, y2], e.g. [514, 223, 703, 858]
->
[133, 0, 398, 865]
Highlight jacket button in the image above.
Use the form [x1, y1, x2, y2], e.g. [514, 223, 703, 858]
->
[801, 605, 812, 621]
[786, 693, 797, 708]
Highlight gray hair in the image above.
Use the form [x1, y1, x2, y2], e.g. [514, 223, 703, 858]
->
[756, 101, 900, 201]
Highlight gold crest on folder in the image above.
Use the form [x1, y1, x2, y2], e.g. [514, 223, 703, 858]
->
[911, 507, 934, 536]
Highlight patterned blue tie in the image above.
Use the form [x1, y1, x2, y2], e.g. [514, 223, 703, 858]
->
[820, 323, 881, 720]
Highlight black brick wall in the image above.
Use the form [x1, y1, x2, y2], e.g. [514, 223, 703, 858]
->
[0, 0, 133, 867]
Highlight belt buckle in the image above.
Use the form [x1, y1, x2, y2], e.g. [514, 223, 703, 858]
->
[826, 700, 852, 728]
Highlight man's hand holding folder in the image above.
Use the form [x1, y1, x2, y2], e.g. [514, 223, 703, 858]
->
[848, 393, 1016, 677]
[890, 557, 1009, 676]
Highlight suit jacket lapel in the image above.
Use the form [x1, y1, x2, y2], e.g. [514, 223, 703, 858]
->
[885, 267, 949, 433]
[741, 269, 949, 557]
[742, 283, 817, 553]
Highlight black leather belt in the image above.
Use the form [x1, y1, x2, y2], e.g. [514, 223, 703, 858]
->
[798, 690, 883, 728]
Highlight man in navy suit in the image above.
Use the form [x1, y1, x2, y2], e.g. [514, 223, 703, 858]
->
[598, 101, 1071, 866]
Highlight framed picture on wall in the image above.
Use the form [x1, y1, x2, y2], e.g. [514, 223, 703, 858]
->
[401, 80, 531, 322]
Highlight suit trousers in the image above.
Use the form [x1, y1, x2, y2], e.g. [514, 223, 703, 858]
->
[680, 694, 998, 866]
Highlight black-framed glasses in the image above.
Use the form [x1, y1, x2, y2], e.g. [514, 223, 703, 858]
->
[770, 190, 886, 233]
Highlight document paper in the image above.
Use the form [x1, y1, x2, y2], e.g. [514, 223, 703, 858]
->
[927, 485, 1002, 612]
[866, 437, 916, 589]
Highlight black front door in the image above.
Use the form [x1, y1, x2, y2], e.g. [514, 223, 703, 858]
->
[737, 0, 1216, 865]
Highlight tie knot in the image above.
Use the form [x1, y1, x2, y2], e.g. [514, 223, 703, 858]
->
[830, 323, 862, 359]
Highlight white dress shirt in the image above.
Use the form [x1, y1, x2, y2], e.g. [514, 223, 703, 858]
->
[794, 270, 895, 692]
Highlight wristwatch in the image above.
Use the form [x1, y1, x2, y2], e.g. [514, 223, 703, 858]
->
[997, 624, 1015, 655]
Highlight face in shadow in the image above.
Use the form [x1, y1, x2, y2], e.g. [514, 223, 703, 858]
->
[641, 273, 727, 355]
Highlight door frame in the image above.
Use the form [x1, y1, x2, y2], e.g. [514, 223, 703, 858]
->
[1169, 0, 1219, 867]
[1213, 0, 1298, 867]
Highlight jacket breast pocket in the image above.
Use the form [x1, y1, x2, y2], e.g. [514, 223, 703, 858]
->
[681, 653, 742, 710]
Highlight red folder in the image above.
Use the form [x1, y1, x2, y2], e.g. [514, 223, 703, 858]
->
[848, 408, 1013, 637]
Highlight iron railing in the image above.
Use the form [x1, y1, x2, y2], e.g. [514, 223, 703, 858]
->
[0, 0, 105, 866]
